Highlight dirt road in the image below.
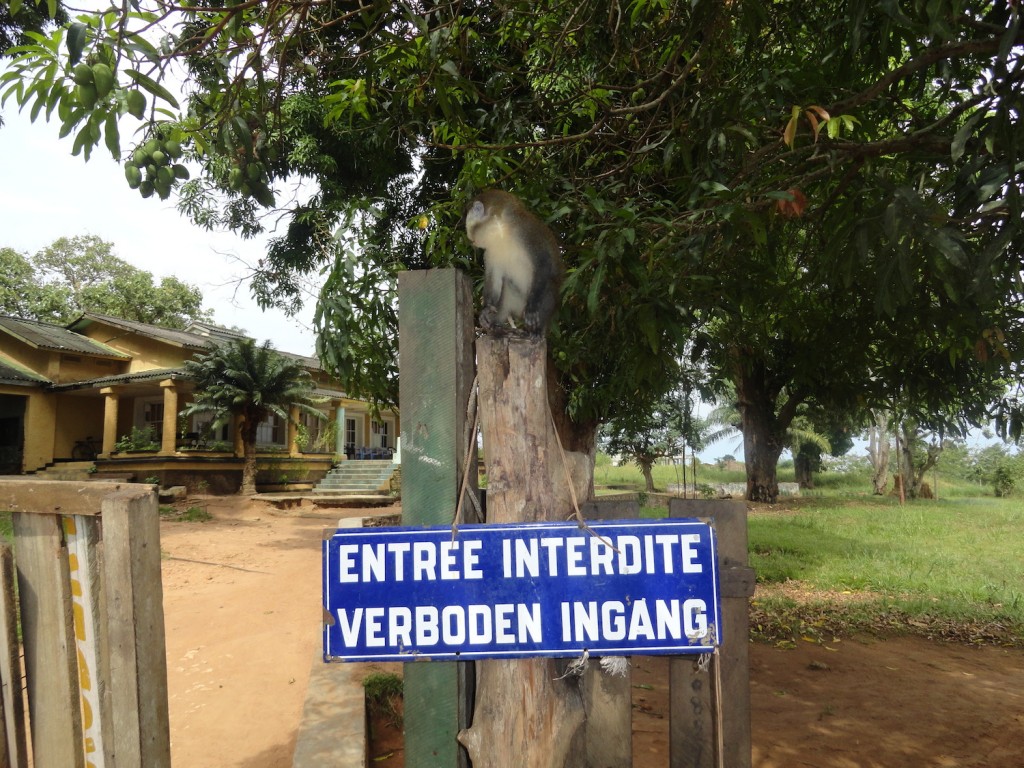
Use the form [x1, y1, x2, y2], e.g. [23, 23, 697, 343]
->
[160, 497, 1024, 767]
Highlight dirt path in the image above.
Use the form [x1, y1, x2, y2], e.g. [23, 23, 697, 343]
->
[161, 498, 1024, 767]
[160, 496, 356, 767]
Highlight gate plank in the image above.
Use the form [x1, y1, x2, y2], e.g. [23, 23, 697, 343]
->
[12, 511, 85, 768]
[0, 544, 28, 768]
[101, 487, 171, 767]
[667, 499, 752, 768]
[580, 499, 639, 768]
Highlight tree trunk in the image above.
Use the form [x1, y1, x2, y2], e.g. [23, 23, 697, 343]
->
[730, 349, 800, 504]
[238, 414, 259, 495]
[793, 453, 814, 489]
[240, 441, 258, 495]
[640, 460, 655, 493]
[735, 364, 787, 504]
[898, 422, 942, 499]
[459, 336, 593, 768]
[867, 410, 890, 495]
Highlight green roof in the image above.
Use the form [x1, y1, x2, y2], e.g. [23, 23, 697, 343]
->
[0, 356, 50, 386]
[0, 315, 129, 359]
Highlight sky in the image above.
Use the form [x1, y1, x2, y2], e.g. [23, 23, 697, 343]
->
[0, 99, 319, 356]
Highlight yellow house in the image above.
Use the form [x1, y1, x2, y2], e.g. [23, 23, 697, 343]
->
[0, 312, 399, 493]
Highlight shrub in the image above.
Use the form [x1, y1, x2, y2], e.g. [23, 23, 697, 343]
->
[114, 425, 159, 452]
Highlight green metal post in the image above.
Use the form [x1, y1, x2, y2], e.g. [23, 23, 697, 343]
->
[398, 269, 476, 768]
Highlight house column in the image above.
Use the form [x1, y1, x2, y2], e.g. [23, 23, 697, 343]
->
[160, 379, 179, 455]
[288, 405, 300, 457]
[100, 387, 119, 456]
[335, 406, 346, 458]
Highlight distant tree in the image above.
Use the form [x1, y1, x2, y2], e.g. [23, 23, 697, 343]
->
[181, 338, 323, 495]
[602, 389, 690, 493]
[866, 410, 892, 495]
[715, 455, 737, 470]
[895, 421, 945, 500]
[0, 247, 37, 317]
[1, 235, 212, 328]
[790, 408, 859, 489]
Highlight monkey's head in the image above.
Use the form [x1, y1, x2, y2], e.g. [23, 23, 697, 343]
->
[465, 190, 525, 249]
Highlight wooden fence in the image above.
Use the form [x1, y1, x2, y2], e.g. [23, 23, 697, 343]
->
[0, 479, 170, 768]
[575, 496, 755, 768]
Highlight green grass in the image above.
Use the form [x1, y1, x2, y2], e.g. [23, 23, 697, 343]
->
[363, 672, 403, 727]
[599, 460, 1023, 646]
[749, 496, 1024, 647]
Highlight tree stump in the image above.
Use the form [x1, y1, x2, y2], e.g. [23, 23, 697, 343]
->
[458, 335, 591, 768]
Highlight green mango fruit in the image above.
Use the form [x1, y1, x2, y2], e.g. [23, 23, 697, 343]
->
[91, 63, 115, 98]
[76, 83, 98, 109]
[126, 90, 146, 119]
[124, 164, 143, 189]
[164, 139, 183, 159]
[172, 164, 190, 180]
[72, 63, 94, 86]
[151, 150, 167, 166]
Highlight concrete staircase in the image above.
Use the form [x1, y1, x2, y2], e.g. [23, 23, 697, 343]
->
[30, 461, 96, 481]
[312, 459, 396, 496]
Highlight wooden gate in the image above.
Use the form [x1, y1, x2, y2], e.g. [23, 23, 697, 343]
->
[0, 479, 170, 768]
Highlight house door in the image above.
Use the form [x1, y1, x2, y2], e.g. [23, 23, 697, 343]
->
[345, 417, 357, 457]
[0, 395, 26, 474]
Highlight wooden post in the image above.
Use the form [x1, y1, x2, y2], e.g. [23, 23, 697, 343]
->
[667, 499, 753, 768]
[64, 514, 114, 766]
[101, 486, 171, 766]
[458, 336, 591, 768]
[12, 511, 85, 768]
[398, 269, 477, 768]
[578, 500, 640, 768]
[0, 545, 28, 768]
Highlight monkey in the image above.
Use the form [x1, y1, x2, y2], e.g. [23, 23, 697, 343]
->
[464, 189, 564, 336]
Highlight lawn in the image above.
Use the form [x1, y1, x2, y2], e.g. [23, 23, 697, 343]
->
[747, 495, 1024, 647]
[597, 459, 1024, 647]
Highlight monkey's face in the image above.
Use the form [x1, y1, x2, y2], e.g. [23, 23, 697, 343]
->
[464, 199, 488, 246]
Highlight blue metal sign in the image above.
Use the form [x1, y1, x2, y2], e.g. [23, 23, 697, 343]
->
[323, 518, 721, 662]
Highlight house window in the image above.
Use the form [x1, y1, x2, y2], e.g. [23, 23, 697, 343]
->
[190, 414, 229, 443]
[256, 415, 284, 446]
[141, 399, 164, 440]
[345, 418, 357, 449]
[371, 419, 390, 449]
[299, 411, 327, 451]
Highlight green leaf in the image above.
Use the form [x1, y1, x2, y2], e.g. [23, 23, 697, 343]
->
[951, 112, 982, 162]
[123, 69, 179, 108]
[66, 23, 88, 66]
[104, 112, 120, 159]
[9, 0, 22, 17]
[71, 122, 92, 157]
[231, 116, 253, 148]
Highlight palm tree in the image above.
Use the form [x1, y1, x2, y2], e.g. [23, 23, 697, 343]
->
[181, 338, 324, 495]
